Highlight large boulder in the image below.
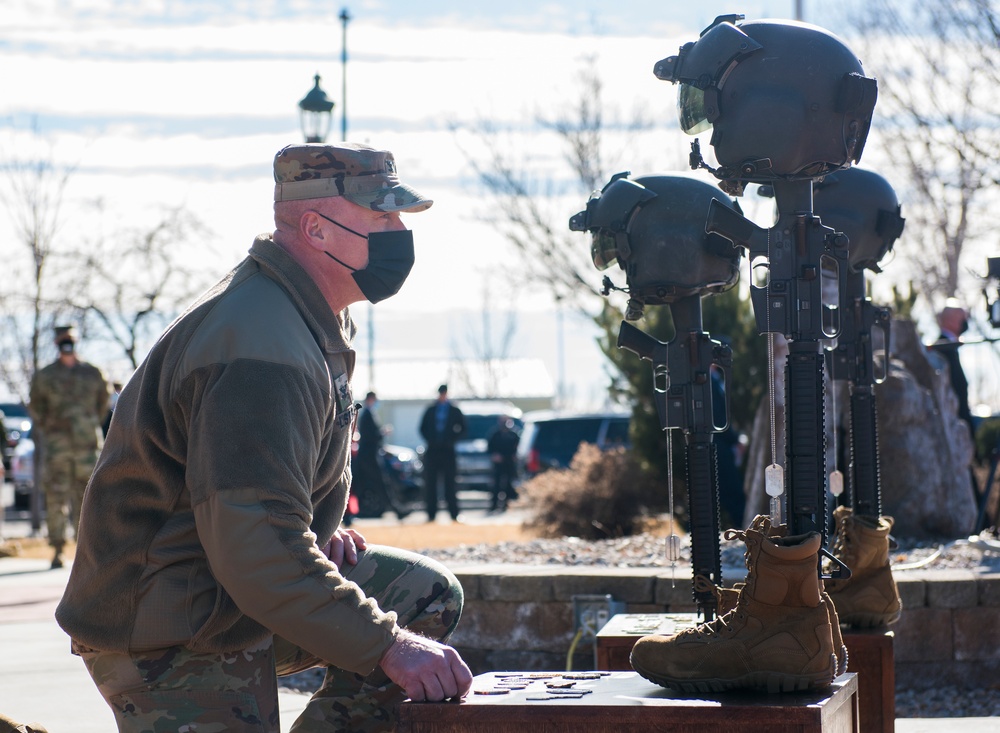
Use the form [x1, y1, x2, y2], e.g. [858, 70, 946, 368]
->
[740, 320, 976, 539]
[875, 319, 977, 539]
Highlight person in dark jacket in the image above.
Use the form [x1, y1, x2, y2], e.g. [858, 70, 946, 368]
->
[931, 300, 980, 508]
[419, 384, 466, 521]
[354, 391, 408, 519]
[486, 415, 520, 512]
[931, 301, 973, 433]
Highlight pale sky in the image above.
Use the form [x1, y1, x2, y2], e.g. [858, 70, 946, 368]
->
[12, 0, 984, 412]
[0, 2, 780, 401]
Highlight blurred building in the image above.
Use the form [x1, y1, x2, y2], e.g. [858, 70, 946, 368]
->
[352, 357, 555, 449]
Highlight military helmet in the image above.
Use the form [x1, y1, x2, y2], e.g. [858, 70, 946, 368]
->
[570, 172, 742, 304]
[812, 167, 905, 273]
[654, 16, 877, 182]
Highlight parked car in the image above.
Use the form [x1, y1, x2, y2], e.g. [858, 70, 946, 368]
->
[1, 402, 32, 473]
[516, 409, 631, 479]
[452, 400, 524, 493]
[349, 440, 423, 519]
[10, 425, 35, 510]
[380, 443, 423, 513]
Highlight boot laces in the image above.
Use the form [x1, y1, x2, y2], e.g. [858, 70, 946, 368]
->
[693, 574, 728, 608]
[689, 604, 743, 639]
[725, 514, 770, 575]
[689, 515, 774, 640]
[829, 512, 854, 564]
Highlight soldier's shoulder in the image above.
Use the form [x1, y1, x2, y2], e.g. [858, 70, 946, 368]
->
[77, 361, 108, 379]
[33, 361, 63, 381]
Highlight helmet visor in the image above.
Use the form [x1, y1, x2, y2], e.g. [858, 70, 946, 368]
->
[678, 83, 713, 135]
[591, 230, 619, 270]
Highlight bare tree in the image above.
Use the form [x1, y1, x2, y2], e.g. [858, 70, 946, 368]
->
[453, 57, 664, 311]
[73, 205, 215, 370]
[845, 0, 1000, 307]
[0, 125, 217, 397]
[449, 281, 520, 398]
[0, 127, 74, 399]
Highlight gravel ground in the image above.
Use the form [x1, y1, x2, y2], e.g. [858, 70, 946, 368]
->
[415, 528, 1000, 574]
[281, 528, 1000, 718]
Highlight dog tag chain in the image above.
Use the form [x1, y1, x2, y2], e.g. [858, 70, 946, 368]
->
[764, 226, 784, 524]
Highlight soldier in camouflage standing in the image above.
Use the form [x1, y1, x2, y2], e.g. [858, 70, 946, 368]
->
[28, 326, 109, 569]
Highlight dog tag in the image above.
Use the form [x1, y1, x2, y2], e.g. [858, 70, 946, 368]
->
[765, 463, 784, 497]
[829, 470, 844, 497]
[666, 534, 681, 562]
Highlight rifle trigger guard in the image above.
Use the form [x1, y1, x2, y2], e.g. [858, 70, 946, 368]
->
[820, 547, 852, 581]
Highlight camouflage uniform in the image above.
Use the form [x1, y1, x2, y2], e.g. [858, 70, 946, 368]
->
[78, 544, 462, 733]
[29, 353, 109, 549]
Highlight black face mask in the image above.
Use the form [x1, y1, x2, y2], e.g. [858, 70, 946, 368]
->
[317, 212, 415, 304]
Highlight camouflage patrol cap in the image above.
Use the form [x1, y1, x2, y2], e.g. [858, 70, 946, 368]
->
[273, 142, 433, 213]
[53, 325, 77, 344]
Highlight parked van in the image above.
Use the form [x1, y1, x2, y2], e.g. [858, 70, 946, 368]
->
[516, 409, 631, 478]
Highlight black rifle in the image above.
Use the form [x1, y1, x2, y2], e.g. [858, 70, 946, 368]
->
[826, 268, 890, 520]
[618, 295, 732, 619]
[705, 179, 850, 541]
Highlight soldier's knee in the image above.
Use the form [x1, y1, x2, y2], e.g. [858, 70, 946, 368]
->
[413, 564, 464, 640]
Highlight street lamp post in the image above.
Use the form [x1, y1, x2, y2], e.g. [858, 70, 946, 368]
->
[340, 8, 350, 141]
[298, 73, 335, 143]
[295, 14, 373, 390]
[337, 8, 371, 388]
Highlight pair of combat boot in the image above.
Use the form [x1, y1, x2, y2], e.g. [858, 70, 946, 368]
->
[631, 509, 901, 694]
[632, 515, 839, 694]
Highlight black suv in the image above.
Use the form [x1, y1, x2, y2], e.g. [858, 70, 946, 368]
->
[516, 410, 631, 478]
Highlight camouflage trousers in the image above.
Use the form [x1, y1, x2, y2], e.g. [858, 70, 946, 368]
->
[77, 544, 464, 733]
[42, 449, 98, 547]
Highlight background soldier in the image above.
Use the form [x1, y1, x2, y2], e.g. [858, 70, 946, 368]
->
[28, 326, 109, 568]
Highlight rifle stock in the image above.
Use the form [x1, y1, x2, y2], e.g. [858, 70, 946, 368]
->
[617, 318, 727, 618]
[828, 271, 890, 520]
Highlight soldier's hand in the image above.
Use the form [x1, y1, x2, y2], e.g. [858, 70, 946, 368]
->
[379, 629, 473, 702]
[322, 527, 367, 568]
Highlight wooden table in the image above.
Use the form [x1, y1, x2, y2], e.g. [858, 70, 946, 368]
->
[595, 612, 699, 671]
[842, 629, 895, 733]
[595, 613, 893, 733]
[397, 671, 859, 733]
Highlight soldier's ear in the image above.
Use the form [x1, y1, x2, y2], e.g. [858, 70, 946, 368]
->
[301, 211, 329, 251]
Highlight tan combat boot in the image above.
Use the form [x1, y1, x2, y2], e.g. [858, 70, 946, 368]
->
[630, 515, 837, 693]
[713, 583, 847, 677]
[825, 506, 902, 628]
[713, 515, 847, 676]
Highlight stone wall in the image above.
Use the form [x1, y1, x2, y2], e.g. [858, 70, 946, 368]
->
[447, 564, 1000, 689]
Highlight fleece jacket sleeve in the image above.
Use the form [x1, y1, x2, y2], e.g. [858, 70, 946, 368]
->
[184, 358, 398, 675]
[195, 489, 398, 674]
